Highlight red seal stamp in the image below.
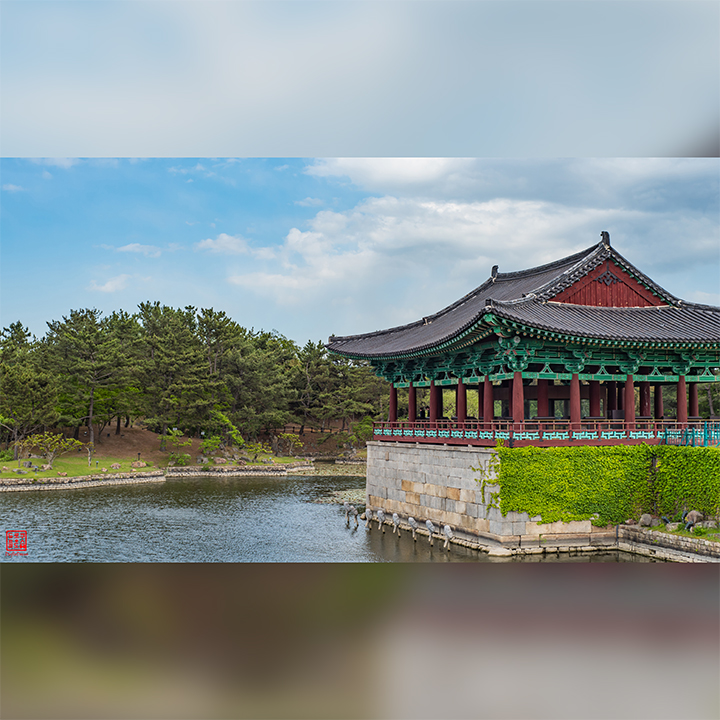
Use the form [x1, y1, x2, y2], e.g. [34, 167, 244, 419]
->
[6, 530, 27, 553]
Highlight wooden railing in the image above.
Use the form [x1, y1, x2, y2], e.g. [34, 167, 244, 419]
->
[372, 418, 717, 447]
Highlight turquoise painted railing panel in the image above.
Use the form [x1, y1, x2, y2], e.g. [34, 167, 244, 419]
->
[513, 431, 540, 440]
[572, 431, 598, 440]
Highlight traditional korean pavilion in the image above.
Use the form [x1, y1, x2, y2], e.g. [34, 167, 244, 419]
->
[327, 233, 720, 447]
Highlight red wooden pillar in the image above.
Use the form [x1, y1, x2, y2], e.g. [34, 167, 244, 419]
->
[677, 376, 687, 426]
[512, 371, 524, 428]
[654, 384, 664, 419]
[589, 380, 601, 417]
[537, 379, 549, 418]
[456, 378, 467, 422]
[689, 382, 699, 418]
[624, 375, 635, 429]
[617, 383, 623, 411]
[570, 373, 581, 429]
[435, 384, 444, 418]
[477, 382, 484, 420]
[483, 377, 494, 430]
[429, 381, 438, 422]
[389, 385, 398, 423]
[639, 382, 651, 417]
[607, 381, 617, 417]
[408, 382, 416, 422]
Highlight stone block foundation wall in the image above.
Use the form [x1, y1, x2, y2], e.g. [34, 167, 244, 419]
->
[366, 441, 612, 547]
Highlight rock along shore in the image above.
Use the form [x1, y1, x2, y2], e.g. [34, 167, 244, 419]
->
[0, 470, 166, 492]
[0, 462, 317, 492]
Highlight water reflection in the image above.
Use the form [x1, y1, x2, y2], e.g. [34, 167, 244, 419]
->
[1, 475, 653, 562]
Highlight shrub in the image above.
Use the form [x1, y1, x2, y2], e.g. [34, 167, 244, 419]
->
[651, 446, 720, 519]
[349, 416, 374, 445]
[485, 444, 720, 527]
[200, 435, 222, 456]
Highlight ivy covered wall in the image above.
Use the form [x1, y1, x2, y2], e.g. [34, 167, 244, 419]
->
[492, 444, 720, 526]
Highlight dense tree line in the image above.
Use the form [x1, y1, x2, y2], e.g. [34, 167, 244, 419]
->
[0, 305, 389, 453]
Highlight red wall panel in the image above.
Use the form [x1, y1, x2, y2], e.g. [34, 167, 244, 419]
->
[551, 260, 666, 307]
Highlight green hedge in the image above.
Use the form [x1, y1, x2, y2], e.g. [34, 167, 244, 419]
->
[651, 446, 720, 518]
[490, 444, 720, 526]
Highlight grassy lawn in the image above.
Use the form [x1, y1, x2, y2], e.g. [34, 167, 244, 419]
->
[0, 455, 158, 480]
[1, 453, 308, 480]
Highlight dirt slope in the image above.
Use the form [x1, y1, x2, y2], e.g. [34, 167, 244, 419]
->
[74, 426, 202, 465]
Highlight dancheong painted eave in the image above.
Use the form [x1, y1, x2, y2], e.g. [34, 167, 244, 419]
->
[326, 234, 720, 360]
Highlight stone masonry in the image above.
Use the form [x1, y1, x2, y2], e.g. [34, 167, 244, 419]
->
[366, 441, 605, 546]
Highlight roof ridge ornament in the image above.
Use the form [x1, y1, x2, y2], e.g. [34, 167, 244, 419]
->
[597, 260, 620, 287]
[601, 231, 610, 246]
[491, 265, 498, 281]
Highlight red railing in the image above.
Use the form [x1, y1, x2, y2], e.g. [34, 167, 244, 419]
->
[372, 418, 707, 447]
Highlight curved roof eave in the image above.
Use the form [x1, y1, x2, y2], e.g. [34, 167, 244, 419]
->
[326, 239, 699, 359]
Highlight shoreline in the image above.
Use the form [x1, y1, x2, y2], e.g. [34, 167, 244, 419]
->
[0, 470, 166, 492]
[368, 518, 720, 563]
[0, 462, 320, 492]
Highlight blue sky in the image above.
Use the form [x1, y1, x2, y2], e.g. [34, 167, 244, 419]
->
[1, 157, 718, 344]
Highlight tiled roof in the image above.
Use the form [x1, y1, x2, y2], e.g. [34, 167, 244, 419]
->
[489, 299, 720, 344]
[327, 239, 718, 358]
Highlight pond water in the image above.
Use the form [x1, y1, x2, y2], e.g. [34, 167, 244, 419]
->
[1, 474, 655, 562]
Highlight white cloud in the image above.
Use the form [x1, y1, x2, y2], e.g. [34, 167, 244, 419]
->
[226, 192, 714, 333]
[169, 162, 209, 175]
[168, 162, 238, 185]
[306, 158, 477, 189]
[687, 290, 720, 306]
[41, 170, 52, 180]
[88, 274, 131, 293]
[117, 243, 162, 258]
[30, 158, 79, 169]
[252, 247, 277, 260]
[2, 184, 24, 192]
[294, 197, 324, 207]
[195, 233, 249, 255]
